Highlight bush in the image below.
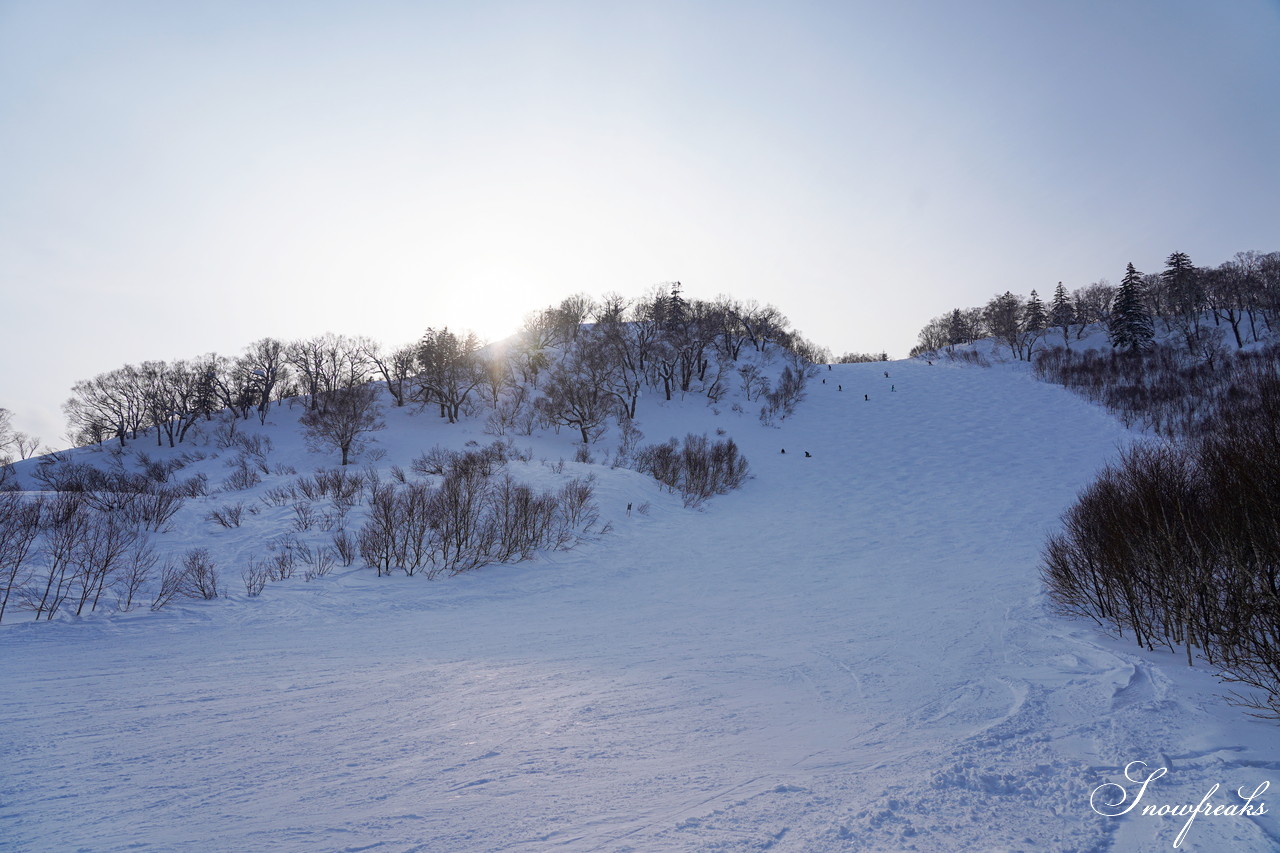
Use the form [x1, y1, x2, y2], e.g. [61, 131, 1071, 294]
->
[1032, 341, 1280, 440]
[181, 548, 221, 600]
[758, 365, 806, 424]
[1043, 368, 1280, 718]
[207, 502, 245, 528]
[633, 433, 750, 507]
[356, 457, 599, 578]
[242, 559, 269, 597]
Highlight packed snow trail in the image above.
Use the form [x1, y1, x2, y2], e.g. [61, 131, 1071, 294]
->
[3, 360, 1278, 852]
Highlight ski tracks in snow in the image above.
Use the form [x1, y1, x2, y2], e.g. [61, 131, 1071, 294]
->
[3, 360, 1279, 852]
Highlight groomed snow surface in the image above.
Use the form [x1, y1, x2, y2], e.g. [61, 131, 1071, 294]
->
[3, 358, 1278, 852]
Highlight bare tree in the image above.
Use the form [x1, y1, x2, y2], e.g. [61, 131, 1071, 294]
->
[735, 299, 791, 353]
[287, 334, 372, 412]
[365, 341, 418, 407]
[0, 492, 43, 623]
[239, 337, 290, 424]
[300, 384, 385, 466]
[114, 536, 158, 612]
[30, 492, 90, 619]
[535, 345, 617, 444]
[70, 513, 140, 616]
[1071, 280, 1116, 338]
[0, 408, 39, 470]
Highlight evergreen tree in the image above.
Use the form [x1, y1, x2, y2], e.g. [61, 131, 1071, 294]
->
[946, 308, 967, 345]
[1108, 263, 1155, 351]
[1050, 282, 1075, 347]
[1025, 290, 1047, 332]
[1161, 251, 1201, 319]
[1161, 251, 1203, 352]
[666, 281, 688, 331]
[1024, 290, 1048, 356]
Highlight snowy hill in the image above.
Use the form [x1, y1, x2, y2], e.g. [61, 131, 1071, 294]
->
[3, 357, 1278, 852]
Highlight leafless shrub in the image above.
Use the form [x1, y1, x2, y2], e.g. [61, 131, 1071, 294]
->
[485, 387, 536, 436]
[260, 485, 297, 507]
[28, 491, 90, 619]
[557, 476, 598, 530]
[263, 537, 298, 581]
[944, 348, 991, 367]
[295, 475, 321, 500]
[207, 502, 245, 529]
[1043, 367, 1280, 718]
[242, 559, 270, 597]
[150, 558, 186, 611]
[411, 442, 513, 480]
[0, 492, 43, 623]
[487, 474, 558, 562]
[1032, 342, 1280, 440]
[124, 488, 186, 532]
[758, 365, 806, 424]
[234, 432, 274, 458]
[300, 544, 336, 581]
[292, 501, 316, 531]
[332, 528, 357, 566]
[737, 363, 770, 402]
[181, 548, 220, 600]
[411, 446, 454, 477]
[315, 467, 366, 505]
[135, 451, 185, 484]
[65, 513, 144, 616]
[175, 473, 209, 497]
[114, 536, 158, 612]
[213, 421, 239, 450]
[356, 465, 600, 579]
[223, 454, 262, 491]
[633, 433, 750, 507]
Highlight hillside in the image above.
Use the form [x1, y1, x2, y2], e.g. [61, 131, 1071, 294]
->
[2, 357, 1278, 851]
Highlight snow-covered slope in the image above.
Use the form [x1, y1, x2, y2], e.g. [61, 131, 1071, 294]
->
[3, 359, 1277, 852]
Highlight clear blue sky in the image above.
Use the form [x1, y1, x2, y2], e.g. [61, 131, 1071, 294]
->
[2, 0, 1278, 443]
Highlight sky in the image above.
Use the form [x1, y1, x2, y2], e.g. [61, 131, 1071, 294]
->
[2, 0, 1278, 444]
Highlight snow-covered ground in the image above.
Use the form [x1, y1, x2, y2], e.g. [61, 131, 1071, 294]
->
[3, 357, 1278, 852]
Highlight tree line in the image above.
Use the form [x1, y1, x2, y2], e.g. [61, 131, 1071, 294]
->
[912, 250, 1280, 361]
[50, 284, 823, 463]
